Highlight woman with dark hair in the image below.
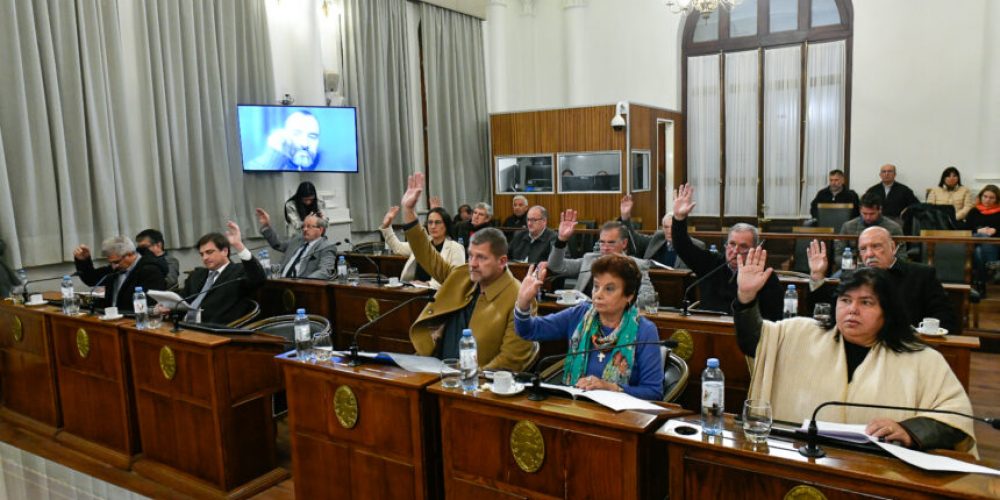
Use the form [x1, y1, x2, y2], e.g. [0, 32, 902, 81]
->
[962, 184, 1000, 293]
[284, 182, 327, 236]
[513, 255, 664, 400]
[453, 204, 473, 224]
[926, 166, 975, 220]
[735, 248, 976, 454]
[379, 205, 464, 289]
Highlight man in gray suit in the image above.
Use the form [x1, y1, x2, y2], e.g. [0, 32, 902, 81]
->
[255, 208, 338, 279]
[618, 194, 703, 269]
[545, 211, 654, 297]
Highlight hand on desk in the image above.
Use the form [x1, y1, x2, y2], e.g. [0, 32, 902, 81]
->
[576, 375, 621, 392]
[866, 417, 913, 447]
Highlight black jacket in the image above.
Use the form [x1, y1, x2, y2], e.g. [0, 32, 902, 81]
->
[451, 220, 497, 246]
[507, 228, 556, 264]
[75, 255, 168, 310]
[181, 257, 266, 326]
[671, 218, 784, 320]
[810, 186, 860, 219]
[502, 213, 527, 229]
[864, 182, 920, 218]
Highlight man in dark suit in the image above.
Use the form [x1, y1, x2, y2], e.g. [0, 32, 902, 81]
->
[809, 169, 860, 219]
[452, 202, 496, 246]
[74, 236, 167, 311]
[507, 205, 556, 264]
[805, 226, 956, 333]
[180, 222, 266, 325]
[619, 194, 702, 269]
[502, 196, 529, 228]
[863, 163, 919, 221]
[135, 228, 181, 290]
[256, 208, 337, 279]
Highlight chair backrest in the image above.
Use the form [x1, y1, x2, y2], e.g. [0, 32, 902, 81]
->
[243, 314, 332, 345]
[524, 342, 541, 373]
[919, 230, 971, 283]
[816, 203, 854, 230]
[228, 299, 261, 327]
[661, 347, 690, 403]
[569, 220, 598, 257]
[791, 226, 834, 273]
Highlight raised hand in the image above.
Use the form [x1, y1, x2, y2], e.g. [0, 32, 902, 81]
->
[673, 184, 696, 220]
[255, 208, 271, 228]
[806, 239, 829, 281]
[429, 196, 442, 210]
[619, 194, 634, 221]
[225, 221, 245, 252]
[400, 173, 424, 224]
[516, 263, 548, 310]
[381, 206, 400, 229]
[557, 209, 579, 242]
[73, 244, 91, 261]
[736, 246, 773, 304]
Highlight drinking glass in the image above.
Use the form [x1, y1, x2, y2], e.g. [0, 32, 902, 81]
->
[742, 399, 773, 444]
[312, 332, 333, 362]
[441, 358, 461, 388]
[270, 264, 283, 278]
[813, 303, 832, 325]
[147, 310, 163, 329]
[64, 295, 80, 316]
[642, 291, 659, 315]
[347, 267, 360, 285]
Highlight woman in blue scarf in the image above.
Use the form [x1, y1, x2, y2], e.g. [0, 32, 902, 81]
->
[514, 254, 664, 400]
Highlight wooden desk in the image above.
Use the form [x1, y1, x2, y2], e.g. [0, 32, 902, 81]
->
[657, 415, 999, 499]
[49, 311, 138, 468]
[258, 277, 333, 318]
[647, 311, 980, 413]
[345, 253, 408, 279]
[277, 353, 440, 499]
[649, 268, 695, 307]
[330, 282, 432, 353]
[0, 302, 61, 435]
[429, 381, 689, 499]
[127, 325, 288, 498]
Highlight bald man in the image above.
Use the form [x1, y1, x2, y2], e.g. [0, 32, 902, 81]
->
[806, 226, 956, 333]
[863, 164, 919, 220]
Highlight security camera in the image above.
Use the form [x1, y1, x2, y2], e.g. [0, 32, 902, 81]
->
[611, 114, 626, 129]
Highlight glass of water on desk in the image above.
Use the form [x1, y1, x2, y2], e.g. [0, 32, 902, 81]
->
[312, 332, 333, 362]
[441, 358, 461, 388]
[742, 399, 773, 445]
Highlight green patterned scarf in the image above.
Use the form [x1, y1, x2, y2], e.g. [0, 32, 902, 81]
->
[563, 304, 639, 388]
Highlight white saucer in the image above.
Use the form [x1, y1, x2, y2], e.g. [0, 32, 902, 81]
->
[99, 314, 124, 321]
[24, 301, 48, 307]
[487, 382, 525, 397]
[918, 327, 948, 337]
[384, 282, 404, 288]
[556, 299, 581, 306]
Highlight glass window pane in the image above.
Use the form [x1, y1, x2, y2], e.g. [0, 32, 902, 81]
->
[811, 0, 841, 27]
[631, 151, 651, 192]
[557, 152, 621, 193]
[769, 0, 798, 32]
[729, 0, 758, 38]
[692, 10, 720, 43]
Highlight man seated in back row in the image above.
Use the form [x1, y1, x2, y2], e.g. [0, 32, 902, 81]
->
[256, 208, 338, 280]
[619, 194, 701, 269]
[135, 229, 180, 289]
[74, 236, 168, 311]
[178, 222, 266, 325]
[507, 205, 556, 265]
[546, 214, 655, 298]
[835, 192, 905, 266]
[401, 173, 535, 371]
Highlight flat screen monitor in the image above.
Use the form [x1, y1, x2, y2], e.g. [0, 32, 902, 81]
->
[238, 104, 359, 173]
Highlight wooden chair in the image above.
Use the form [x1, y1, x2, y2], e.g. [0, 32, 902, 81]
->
[816, 202, 855, 230]
[242, 313, 332, 346]
[920, 230, 972, 283]
[228, 299, 261, 327]
[662, 348, 689, 403]
[791, 226, 834, 274]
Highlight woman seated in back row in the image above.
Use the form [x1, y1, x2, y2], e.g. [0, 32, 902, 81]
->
[513, 255, 664, 400]
[962, 184, 1000, 294]
[735, 247, 976, 454]
[379, 205, 465, 289]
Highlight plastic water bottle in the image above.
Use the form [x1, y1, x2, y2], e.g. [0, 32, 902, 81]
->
[258, 249, 271, 276]
[337, 256, 348, 280]
[701, 358, 725, 436]
[842, 247, 855, 271]
[783, 284, 798, 319]
[294, 308, 313, 361]
[133, 287, 148, 329]
[459, 328, 478, 391]
[61, 275, 74, 314]
[709, 244, 719, 255]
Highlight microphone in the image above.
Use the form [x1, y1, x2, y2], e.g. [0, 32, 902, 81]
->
[526, 339, 678, 401]
[347, 295, 435, 366]
[681, 259, 732, 316]
[168, 276, 247, 332]
[22, 273, 79, 302]
[798, 400, 998, 458]
[355, 254, 384, 285]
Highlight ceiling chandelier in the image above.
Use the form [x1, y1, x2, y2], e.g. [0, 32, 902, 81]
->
[666, 0, 744, 19]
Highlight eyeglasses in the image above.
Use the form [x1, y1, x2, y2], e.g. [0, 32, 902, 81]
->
[426, 220, 445, 225]
[725, 241, 753, 252]
[303, 224, 322, 229]
[526, 218, 545, 223]
[598, 240, 621, 246]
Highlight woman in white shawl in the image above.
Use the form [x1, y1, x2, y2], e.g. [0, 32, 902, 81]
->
[734, 247, 976, 454]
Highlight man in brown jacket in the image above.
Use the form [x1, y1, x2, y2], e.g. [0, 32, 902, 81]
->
[398, 173, 534, 371]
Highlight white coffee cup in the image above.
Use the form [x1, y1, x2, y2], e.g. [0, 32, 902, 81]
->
[492, 371, 514, 393]
[29, 294, 43, 304]
[388, 276, 401, 286]
[918, 317, 940, 334]
[104, 306, 119, 318]
[558, 290, 578, 304]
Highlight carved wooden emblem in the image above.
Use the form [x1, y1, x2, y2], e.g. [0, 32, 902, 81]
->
[510, 420, 545, 473]
[76, 328, 90, 358]
[159, 346, 177, 380]
[12, 316, 23, 343]
[784, 485, 827, 500]
[670, 329, 694, 361]
[282, 289, 296, 312]
[365, 298, 380, 322]
[334, 385, 359, 429]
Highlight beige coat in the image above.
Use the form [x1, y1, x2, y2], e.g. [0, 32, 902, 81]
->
[405, 224, 533, 371]
[927, 186, 975, 221]
[749, 317, 976, 454]
[379, 226, 465, 289]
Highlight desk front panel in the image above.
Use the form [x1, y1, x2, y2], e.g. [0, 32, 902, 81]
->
[0, 304, 61, 431]
[332, 285, 430, 353]
[258, 278, 332, 318]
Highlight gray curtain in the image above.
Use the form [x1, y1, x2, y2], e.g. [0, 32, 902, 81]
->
[342, 0, 415, 231]
[420, 3, 490, 213]
[0, 0, 274, 268]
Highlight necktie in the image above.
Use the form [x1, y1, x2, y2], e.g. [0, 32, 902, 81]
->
[284, 244, 308, 278]
[186, 270, 218, 322]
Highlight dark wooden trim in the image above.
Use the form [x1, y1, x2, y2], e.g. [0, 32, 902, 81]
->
[417, 22, 431, 204]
